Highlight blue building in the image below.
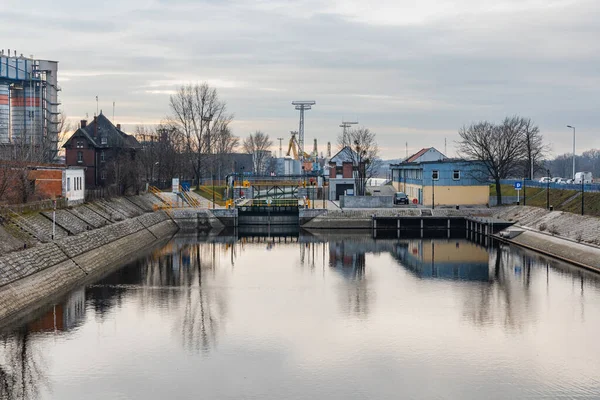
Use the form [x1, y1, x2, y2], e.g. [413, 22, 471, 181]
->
[390, 159, 489, 206]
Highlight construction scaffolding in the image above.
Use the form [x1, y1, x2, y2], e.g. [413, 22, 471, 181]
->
[0, 50, 60, 161]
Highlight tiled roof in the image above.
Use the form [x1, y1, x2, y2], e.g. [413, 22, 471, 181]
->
[406, 148, 431, 163]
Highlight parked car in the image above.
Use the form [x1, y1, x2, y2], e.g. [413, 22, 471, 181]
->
[539, 177, 552, 183]
[566, 179, 574, 184]
[394, 192, 409, 205]
[551, 177, 562, 183]
[556, 178, 568, 184]
[574, 171, 593, 184]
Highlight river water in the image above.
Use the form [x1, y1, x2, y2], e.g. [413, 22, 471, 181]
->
[1, 233, 600, 399]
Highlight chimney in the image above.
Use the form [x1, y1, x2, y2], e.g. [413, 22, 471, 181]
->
[80, 120, 87, 128]
[116, 124, 121, 131]
[94, 115, 98, 138]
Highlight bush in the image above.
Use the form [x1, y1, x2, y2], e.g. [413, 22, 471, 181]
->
[539, 223, 547, 231]
[549, 224, 559, 235]
[575, 231, 583, 242]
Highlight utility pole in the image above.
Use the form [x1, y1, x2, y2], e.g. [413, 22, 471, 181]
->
[567, 125, 576, 180]
[277, 137, 284, 158]
[292, 101, 316, 161]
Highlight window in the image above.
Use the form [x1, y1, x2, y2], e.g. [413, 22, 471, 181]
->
[432, 170, 439, 180]
[100, 151, 105, 162]
[100, 136, 107, 145]
[77, 151, 83, 163]
[67, 177, 71, 191]
[76, 140, 84, 148]
[453, 170, 460, 180]
[100, 170, 106, 180]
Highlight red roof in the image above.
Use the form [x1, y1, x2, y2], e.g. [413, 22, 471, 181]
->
[405, 148, 431, 163]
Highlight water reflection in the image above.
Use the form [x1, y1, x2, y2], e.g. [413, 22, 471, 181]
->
[393, 239, 490, 281]
[0, 329, 48, 400]
[2, 234, 600, 399]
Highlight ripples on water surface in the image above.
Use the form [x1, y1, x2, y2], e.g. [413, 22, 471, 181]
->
[1, 233, 600, 399]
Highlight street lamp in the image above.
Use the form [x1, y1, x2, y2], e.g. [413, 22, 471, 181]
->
[567, 125, 575, 180]
[152, 161, 159, 187]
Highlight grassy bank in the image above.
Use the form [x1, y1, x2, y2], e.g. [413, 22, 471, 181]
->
[491, 184, 600, 217]
[194, 186, 227, 206]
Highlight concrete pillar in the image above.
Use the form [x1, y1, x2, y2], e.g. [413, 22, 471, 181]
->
[420, 218, 424, 238]
[397, 218, 401, 239]
[447, 218, 451, 238]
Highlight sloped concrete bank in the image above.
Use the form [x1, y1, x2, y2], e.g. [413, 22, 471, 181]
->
[493, 206, 600, 272]
[0, 210, 179, 325]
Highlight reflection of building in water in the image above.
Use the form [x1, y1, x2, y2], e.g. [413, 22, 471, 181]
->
[329, 241, 366, 279]
[27, 288, 86, 333]
[394, 240, 490, 281]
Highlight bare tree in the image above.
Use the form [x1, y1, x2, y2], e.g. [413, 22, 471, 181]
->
[243, 130, 272, 175]
[168, 83, 233, 188]
[457, 117, 526, 205]
[337, 127, 380, 196]
[213, 126, 239, 180]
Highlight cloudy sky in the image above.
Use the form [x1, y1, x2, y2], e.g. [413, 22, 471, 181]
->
[2, 0, 599, 158]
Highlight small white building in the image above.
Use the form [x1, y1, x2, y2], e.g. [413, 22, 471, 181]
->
[62, 167, 85, 205]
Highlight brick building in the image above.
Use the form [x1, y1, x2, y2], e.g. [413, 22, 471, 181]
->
[63, 113, 141, 188]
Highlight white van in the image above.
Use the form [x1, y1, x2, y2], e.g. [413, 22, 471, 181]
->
[574, 171, 593, 184]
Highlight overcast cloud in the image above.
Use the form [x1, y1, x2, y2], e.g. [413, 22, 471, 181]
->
[1, 0, 598, 158]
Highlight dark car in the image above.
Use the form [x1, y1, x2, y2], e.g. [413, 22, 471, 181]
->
[394, 192, 409, 205]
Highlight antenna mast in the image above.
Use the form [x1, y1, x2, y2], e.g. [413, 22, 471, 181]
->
[291, 101, 316, 161]
[339, 120, 358, 144]
[277, 137, 284, 158]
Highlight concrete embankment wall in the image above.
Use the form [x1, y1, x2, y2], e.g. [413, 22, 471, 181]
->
[494, 206, 600, 246]
[340, 195, 394, 208]
[303, 208, 493, 229]
[0, 210, 178, 324]
[493, 206, 600, 272]
[170, 209, 226, 233]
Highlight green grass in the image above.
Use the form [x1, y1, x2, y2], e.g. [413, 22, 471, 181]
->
[194, 186, 227, 206]
[491, 184, 600, 217]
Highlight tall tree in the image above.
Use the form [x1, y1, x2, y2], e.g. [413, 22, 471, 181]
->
[337, 127, 380, 196]
[168, 83, 233, 188]
[243, 131, 272, 175]
[521, 118, 548, 179]
[457, 118, 526, 205]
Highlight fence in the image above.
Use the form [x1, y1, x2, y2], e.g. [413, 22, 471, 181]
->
[0, 197, 68, 216]
[85, 186, 120, 201]
[500, 179, 600, 193]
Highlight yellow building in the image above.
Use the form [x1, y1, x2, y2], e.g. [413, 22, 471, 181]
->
[391, 159, 489, 206]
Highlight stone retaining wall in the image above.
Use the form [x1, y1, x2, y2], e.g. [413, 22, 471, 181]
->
[0, 210, 179, 324]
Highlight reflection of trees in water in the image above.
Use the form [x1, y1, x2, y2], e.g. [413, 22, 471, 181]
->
[329, 241, 371, 318]
[0, 329, 49, 400]
[175, 244, 228, 354]
[462, 246, 534, 331]
[83, 242, 229, 354]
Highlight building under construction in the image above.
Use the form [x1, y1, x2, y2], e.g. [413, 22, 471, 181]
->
[0, 50, 60, 161]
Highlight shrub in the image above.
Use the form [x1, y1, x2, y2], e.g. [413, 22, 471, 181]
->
[549, 224, 559, 235]
[575, 231, 583, 242]
[539, 223, 547, 232]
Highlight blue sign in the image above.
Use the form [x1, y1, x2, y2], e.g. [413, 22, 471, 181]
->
[514, 182, 522, 190]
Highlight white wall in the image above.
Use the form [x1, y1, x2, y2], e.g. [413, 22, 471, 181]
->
[63, 168, 85, 204]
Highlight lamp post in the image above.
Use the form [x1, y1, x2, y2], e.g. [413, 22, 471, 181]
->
[581, 178, 585, 215]
[212, 174, 215, 209]
[432, 170, 436, 210]
[567, 125, 576, 180]
[546, 168, 550, 210]
[152, 161, 159, 187]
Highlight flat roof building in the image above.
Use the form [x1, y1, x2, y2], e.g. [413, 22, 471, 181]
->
[390, 159, 489, 206]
